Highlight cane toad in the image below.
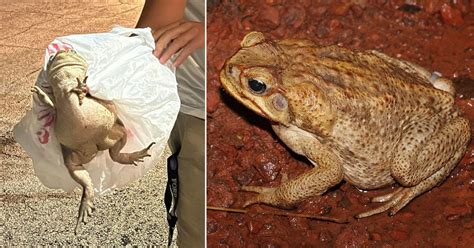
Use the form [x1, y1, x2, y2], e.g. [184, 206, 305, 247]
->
[32, 50, 154, 232]
[220, 32, 471, 218]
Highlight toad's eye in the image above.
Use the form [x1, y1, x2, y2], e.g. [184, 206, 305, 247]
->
[248, 79, 266, 94]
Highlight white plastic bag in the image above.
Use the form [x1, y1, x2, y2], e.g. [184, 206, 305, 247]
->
[13, 26, 180, 195]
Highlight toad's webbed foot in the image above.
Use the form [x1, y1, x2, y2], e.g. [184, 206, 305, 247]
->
[356, 159, 457, 219]
[241, 185, 283, 208]
[74, 190, 95, 234]
[128, 142, 155, 166]
[241, 173, 289, 207]
[355, 187, 414, 218]
[110, 141, 155, 166]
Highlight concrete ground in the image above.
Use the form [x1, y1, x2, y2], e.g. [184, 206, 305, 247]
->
[1, 0, 176, 246]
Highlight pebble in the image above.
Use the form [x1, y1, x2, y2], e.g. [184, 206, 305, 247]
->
[282, 5, 306, 28]
[207, 218, 219, 234]
[247, 220, 263, 234]
[390, 229, 409, 241]
[207, 88, 220, 114]
[424, 0, 444, 14]
[337, 195, 352, 209]
[319, 229, 333, 242]
[261, 6, 281, 27]
[207, 181, 235, 207]
[329, 19, 342, 31]
[288, 216, 310, 230]
[233, 170, 253, 186]
[241, 17, 253, 31]
[334, 226, 370, 247]
[331, 2, 351, 16]
[444, 204, 472, 221]
[440, 4, 464, 26]
[254, 153, 280, 182]
[398, 212, 415, 222]
[316, 25, 329, 38]
[371, 232, 382, 241]
[351, 5, 364, 17]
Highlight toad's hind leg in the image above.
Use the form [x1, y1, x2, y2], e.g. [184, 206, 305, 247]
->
[62, 146, 95, 234]
[356, 154, 461, 218]
[107, 119, 155, 165]
[357, 117, 470, 218]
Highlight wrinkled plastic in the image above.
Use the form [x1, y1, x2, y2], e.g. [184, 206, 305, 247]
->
[13, 27, 180, 195]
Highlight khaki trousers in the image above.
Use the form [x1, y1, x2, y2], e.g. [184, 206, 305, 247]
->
[168, 113, 205, 248]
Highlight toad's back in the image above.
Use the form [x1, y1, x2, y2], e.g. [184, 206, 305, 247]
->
[280, 44, 456, 117]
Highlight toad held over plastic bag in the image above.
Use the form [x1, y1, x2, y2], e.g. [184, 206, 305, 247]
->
[220, 32, 471, 218]
[32, 49, 155, 232]
[14, 27, 179, 234]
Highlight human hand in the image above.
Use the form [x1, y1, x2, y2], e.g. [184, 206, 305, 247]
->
[152, 20, 204, 67]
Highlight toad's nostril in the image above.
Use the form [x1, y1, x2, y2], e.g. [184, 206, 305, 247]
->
[228, 64, 240, 78]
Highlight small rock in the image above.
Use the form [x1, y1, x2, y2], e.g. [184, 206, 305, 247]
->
[371, 232, 382, 241]
[329, 19, 342, 31]
[440, 4, 464, 26]
[254, 153, 280, 182]
[335, 225, 370, 247]
[398, 212, 415, 222]
[313, 6, 327, 16]
[261, 6, 280, 27]
[265, 0, 281, 5]
[120, 234, 131, 246]
[241, 17, 253, 31]
[331, 2, 351, 16]
[402, 17, 416, 26]
[207, 88, 220, 114]
[444, 204, 472, 220]
[319, 229, 333, 242]
[316, 25, 329, 38]
[337, 195, 352, 209]
[318, 205, 332, 215]
[390, 229, 409, 241]
[207, 181, 235, 207]
[398, 4, 422, 14]
[247, 220, 263, 234]
[233, 170, 253, 186]
[282, 5, 306, 28]
[289, 216, 310, 230]
[207, 218, 218, 234]
[351, 5, 364, 17]
[424, 0, 444, 14]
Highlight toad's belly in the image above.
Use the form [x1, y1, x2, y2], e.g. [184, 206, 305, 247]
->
[342, 161, 395, 190]
[54, 97, 117, 150]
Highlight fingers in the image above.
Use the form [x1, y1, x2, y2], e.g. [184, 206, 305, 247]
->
[158, 24, 199, 63]
[152, 21, 182, 56]
[152, 21, 204, 65]
[173, 39, 200, 67]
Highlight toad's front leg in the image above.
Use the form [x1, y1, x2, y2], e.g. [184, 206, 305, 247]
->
[71, 77, 89, 105]
[62, 146, 95, 234]
[242, 148, 344, 209]
[31, 86, 55, 108]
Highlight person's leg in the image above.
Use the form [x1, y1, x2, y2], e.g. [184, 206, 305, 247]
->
[167, 113, 205, 247]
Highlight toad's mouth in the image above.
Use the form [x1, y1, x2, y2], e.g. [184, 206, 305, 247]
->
[220, 68, 278, 123]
